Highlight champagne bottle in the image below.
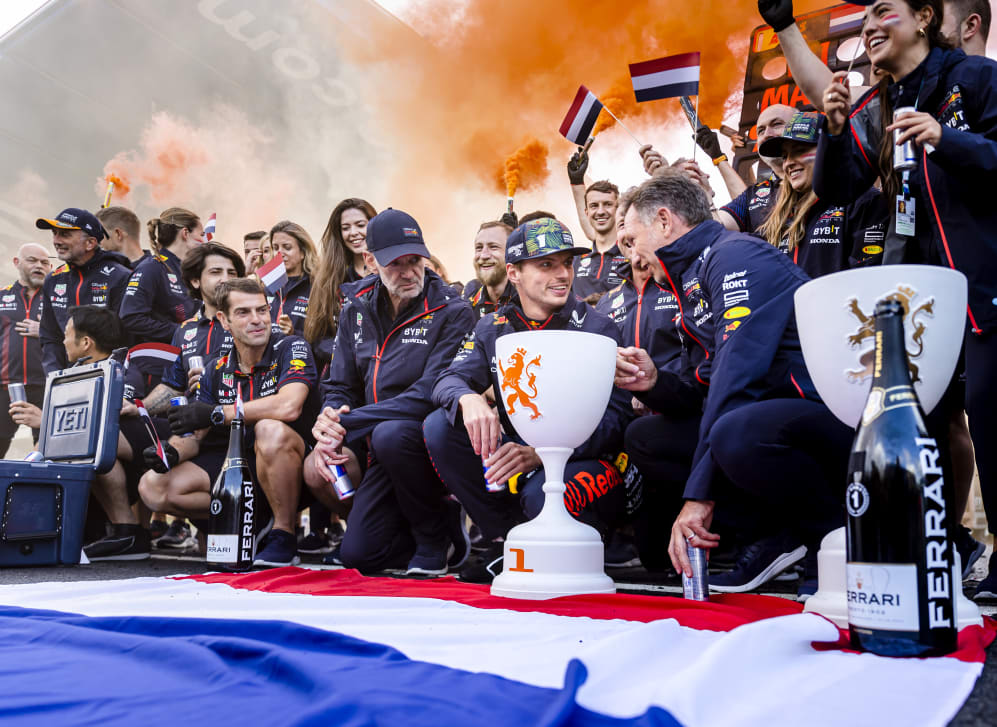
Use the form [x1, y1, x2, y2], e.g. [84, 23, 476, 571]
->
[845, 299, 956, 656]
[206, 387, 255, 571]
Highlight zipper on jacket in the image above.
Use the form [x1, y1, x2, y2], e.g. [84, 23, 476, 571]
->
[371, 300, 446, 403]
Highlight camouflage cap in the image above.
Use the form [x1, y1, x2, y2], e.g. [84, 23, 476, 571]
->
[505, 217, 590, 264]
[758, 111, 823, 158]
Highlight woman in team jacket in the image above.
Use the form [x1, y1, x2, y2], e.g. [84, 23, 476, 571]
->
[757, 111, 888, 278]
[269, 220, 318, 338]
[815, 0, 997, 600]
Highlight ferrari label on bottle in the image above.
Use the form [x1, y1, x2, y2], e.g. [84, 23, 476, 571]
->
[916, 437, 953, 630]
[846, 562, 919, 630]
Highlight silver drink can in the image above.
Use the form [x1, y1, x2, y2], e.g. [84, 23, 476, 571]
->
[682, 544, 710, 601]
[170, 396, 194, 437]
[893, 106, 918, 170]
[484, 462, 506, 493]
[188, 356, 204, 371]
[23, 450, 44, 462]
[328, 463, 355, 500]
[8, 383, 26, 403]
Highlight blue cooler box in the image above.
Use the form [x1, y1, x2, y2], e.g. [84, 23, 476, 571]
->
[0, 360, 122, 566]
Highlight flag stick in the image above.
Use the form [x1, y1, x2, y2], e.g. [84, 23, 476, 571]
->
[692, 95, 700, 162]
[579, 137, 595, 154]
[602, 107, 643, 147]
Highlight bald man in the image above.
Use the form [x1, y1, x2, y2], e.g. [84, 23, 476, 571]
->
[0, 243, 52, 456]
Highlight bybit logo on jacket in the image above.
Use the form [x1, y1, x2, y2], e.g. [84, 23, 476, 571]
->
[499, 347, 542, 420]
[846, 285, 933, 384]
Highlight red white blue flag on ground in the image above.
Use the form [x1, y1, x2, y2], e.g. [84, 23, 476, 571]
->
[0, 568, 991, 726]
[257, 252, 288, 295]
[559, 86, 604, 146]
[204, 213, 216, 241]
[829, 5, 867, 33]
[629, 52, 701, 102]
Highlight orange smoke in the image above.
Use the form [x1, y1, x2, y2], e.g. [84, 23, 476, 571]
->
[499, 139, 549, 198]
[334, 0, 799, 211]
[105, 173, 131, 198]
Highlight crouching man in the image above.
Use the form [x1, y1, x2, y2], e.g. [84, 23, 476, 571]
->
[423, 217, 633, 583]
[138, 278, 320, 567]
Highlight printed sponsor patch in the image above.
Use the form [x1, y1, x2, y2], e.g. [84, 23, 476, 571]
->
[723, 306, 751, 320]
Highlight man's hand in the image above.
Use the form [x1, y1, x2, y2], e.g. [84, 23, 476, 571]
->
[246, 249, 262, 272]
[459, 392, 501, 459]
[668, 500, 721, 577]
[823, 71, 851, 136]
[615, 346, 658, 391]
[120, 400, 138, 417]
[888, 111, 942, 149]
[143, 442, 179, 473]
[186, 365, 204, 393]
[639, 144, 666, 175]
[500, 211, 519, 229]
[277, 313, 294, 335]
[167, 400, 214, 435]
[484, 442, 541, 487]
[695, 127, 724, 160]
[312, 405, 349, 452]
[758, 0, 795, 32]
[15, 319, 40, 338]
[671, 158, 714, 198]
[631, 396, 651, 416]
[9, 401, 41, 429]
[567, 148, 589, 185]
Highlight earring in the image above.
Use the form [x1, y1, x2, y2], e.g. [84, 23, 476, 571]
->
[917, 27, 927, 37]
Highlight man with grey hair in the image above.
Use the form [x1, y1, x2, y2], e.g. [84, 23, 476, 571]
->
[617, 168, 852, 599]
[0, 242, 51, 457]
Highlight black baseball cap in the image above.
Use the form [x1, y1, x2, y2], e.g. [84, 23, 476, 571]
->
[365, 208, 431, 265]
[758, 111, 823, 158]
[35, 208, 108, 241]
[505, 218, 590, 264]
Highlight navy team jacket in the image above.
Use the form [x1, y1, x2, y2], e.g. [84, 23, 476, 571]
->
[322, 270, 475, 444]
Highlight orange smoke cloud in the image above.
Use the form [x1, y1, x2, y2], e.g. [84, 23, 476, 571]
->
[499, 139, 549, 198]
[336, 0, 798, 209]
[104, 173, 131, 199]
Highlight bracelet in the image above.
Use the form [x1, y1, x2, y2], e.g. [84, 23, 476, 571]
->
[712, 154, 728, 167]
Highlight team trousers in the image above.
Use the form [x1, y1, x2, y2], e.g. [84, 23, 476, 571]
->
[339, 419, 449, 573]
[964, 327, 997, 539]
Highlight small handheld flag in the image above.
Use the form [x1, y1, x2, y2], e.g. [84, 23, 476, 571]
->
[135, 399, 171, 471]
[257, 252, 288, 295]
[204, 213, 216, 242]
[559, 86, 604, 146]
[125, 343, 182, 371]
[629, 52, 701, 102]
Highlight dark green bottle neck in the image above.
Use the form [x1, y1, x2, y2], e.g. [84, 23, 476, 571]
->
[871, 310, 913, 390]
[226, 418, 244, 457]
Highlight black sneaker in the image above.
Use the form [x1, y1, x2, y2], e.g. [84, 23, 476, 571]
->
[468, 523, 486, 552]
[446, 500, 471, 570]
[954, 526, 987, 579]
[405, 543, 450, 576]
[710, 534, 807, 593]
[605, 531, 641, 569]
[974, 552, 997, 602]
[323, 544, 343, 566]
[84, 524, 151, 561]
[149, 519, 169, 541]
[327, 519, 346, 547]
[459, 541, 504, 584]
[155, 520, 194, 549]
[253, 529, 300, 568]
[297, 531, 334, 555]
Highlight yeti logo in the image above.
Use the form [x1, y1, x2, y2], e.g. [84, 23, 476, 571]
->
[845, 285, 933, 384]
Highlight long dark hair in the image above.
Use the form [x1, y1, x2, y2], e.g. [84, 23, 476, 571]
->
[304, 198, 377, 344]
[875, 0, 954, 199]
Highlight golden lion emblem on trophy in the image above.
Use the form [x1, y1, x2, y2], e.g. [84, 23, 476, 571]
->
[499, 347, 542, 420]
[845, 285, 934, 383]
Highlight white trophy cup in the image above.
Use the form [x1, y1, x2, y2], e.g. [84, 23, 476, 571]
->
[794, 265, 980, 628]
[490, 330, 617, 600]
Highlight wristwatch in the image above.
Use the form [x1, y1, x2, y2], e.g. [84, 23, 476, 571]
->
[210, 405, 226, 426]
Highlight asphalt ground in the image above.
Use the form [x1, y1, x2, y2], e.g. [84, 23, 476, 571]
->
[0, 551, 992, 726]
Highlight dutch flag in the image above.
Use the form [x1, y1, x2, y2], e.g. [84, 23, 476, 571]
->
[559, 86, 604, 146]
[0, 568, 990, 726]
[829, 5, 866, 34]
[629, 52, 701, 103]
[204, 213, 216, 242]
[257, 252, 288, 295]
